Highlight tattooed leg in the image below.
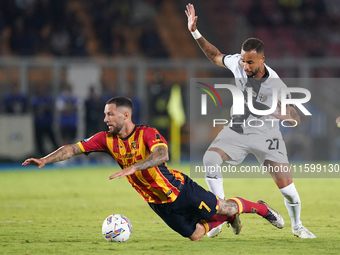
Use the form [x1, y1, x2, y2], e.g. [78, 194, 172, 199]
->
[216, 199, 238, 217]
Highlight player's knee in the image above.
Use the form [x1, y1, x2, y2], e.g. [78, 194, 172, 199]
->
[278, 178, 293, 189]
[203, 150, 223, 167]
[189, 229, 205, 241]
[204, 151, 224, 179]
[189, 234, 202, 241]
[189, 223, 205, 241]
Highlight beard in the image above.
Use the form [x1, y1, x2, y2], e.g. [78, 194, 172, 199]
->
[109, 123, 123, 135]
[246, 66, 260, 77]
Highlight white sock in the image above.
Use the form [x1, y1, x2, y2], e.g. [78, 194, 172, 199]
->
[203, 151, 225, 199]
[279, 182, 302, 229]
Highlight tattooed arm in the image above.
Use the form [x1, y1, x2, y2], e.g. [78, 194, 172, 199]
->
[216, 199, 239, 217]
[185, 3, 225, 67]
[22, 144, 83, 169]
[132, 145, 169, 171]
[109, 145, 169, 180]
[196, 37, 226, 67]
[271, 101, 301, 126]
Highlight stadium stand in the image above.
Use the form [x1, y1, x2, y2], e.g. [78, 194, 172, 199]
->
[1, 0, 339, 60]
[1, 0, 340, 163]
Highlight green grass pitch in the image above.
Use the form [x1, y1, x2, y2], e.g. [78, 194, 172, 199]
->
[1, 164, 339, 255]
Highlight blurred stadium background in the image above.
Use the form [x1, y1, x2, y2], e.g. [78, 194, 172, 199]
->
[1, 0, 340, 164]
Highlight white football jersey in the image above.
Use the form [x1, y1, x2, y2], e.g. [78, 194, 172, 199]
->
[222, 54, 291, 136]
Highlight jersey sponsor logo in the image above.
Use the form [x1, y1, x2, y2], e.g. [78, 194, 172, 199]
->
[259, 93, 267, 102]
[123, 162, 135, 168]
[124, 153, 134, 159]
[131, 141, 137, 150]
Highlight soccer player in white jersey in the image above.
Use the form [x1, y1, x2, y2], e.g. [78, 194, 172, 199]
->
[185, 3, 316, 239]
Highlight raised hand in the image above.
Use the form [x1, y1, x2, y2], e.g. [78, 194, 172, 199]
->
[185, 3, 197, 32]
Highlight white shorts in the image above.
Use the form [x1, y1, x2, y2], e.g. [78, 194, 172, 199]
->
[208, 126, 289, 165]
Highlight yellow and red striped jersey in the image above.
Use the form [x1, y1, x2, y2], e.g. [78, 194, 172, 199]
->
[77, 125, 185, 204]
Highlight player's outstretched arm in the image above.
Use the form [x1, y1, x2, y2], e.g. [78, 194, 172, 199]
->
[22, 144, 83, 169]
[185, 3, 225, 67]
[109, 145, 169, 179]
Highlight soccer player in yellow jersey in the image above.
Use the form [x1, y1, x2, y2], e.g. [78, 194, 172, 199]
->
[23, 96, 284, 241]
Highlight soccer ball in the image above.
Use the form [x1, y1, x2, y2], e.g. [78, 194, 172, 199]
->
[102, 214, 132, 242]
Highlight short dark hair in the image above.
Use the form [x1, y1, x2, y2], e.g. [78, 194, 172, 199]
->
[242, 38, 264, 55]
[106, 96, 134, 113]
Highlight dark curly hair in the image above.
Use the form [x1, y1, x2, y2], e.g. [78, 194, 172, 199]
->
[242, 38, 264, 55]
[106, 96, 134, 113]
